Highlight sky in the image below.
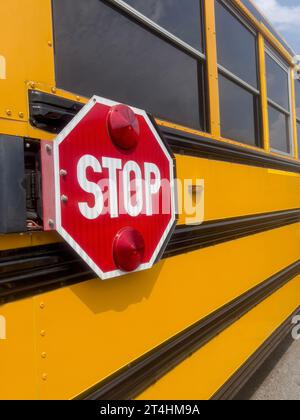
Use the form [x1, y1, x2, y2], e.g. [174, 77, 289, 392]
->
[252, 0, 300, 53]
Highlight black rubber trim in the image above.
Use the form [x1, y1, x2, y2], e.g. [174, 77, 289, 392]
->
[77, 260, 300, 400]
[28, 91, 300, 173]
[165, 208, 300, 258]
[212, 306, 300, 400]
[163, 126, 300, 174]
[29, 90, 83, 134]
[0, 208, 299, 303]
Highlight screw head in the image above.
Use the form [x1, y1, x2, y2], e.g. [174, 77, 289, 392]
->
[45, 144, 52, 154]
[41, 352, 47, 359]
[60, 169, 67, 177]
[5, 109, 12, 116]
[18, 112, 24, 119]
[61, 195, 68, 203]
[48, 219, 54, 229]
[40, 330, 46, 337]
[42, 373, 48, 381]
[40, 302, 45, 309]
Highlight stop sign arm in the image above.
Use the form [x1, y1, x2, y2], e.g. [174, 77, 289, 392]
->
[40, 95, 177, 280]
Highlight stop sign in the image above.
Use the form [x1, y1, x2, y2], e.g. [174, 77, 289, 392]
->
[51, 96, 176, 280]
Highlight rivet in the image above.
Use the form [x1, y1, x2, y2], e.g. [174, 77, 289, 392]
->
[61, 195, 68, 203]
[60, 169, 67, 177]
[51, 87, 56, 94]
[76, 96, 80, 101]
[41, 352, 47, 359]
[48, 219, 54, 228]
[48, 41, 52, 47]
[45, 144, 52, 154]
[30, 82, 36, 89]
[5, 109, 12, 116]
[18, 112, 24, 119]
[42, 373, 48, 381]
[40, 302, 45, 309]
[40, 330, 46, 337]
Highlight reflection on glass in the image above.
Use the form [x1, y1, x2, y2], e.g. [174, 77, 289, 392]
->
[219, 74, 260, 146]
[215, 0, 258, 88]
[123, 0, 203, 51]
[52, 0, 205, 130]
[266, 54, 290, 111]
[268, 105, 290, 154]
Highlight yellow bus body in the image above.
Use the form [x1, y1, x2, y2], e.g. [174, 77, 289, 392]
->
[0, 0, 299, 400]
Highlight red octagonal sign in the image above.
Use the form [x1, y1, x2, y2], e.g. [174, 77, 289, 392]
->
[51, 96, 176, 280]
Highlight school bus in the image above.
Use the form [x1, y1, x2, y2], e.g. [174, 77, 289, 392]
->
[0, 0, 300, 400]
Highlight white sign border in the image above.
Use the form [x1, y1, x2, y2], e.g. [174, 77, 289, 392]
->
[53, 95, 176, 280]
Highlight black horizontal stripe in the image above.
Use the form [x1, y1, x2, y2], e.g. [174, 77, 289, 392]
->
[29, 91, 300, 173]
[212, 306, 300, 400]
[166, 208, 300, 258]
[163, 126, 300, 174]
[78, 260, 300, 400]
[0, 209, 299, 303]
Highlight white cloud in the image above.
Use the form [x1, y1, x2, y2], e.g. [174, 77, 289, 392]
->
[253, 0, 300, 33]
[252, 0, 300, 51]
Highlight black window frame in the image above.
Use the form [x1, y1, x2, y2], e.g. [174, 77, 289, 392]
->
[215, 0, 262, 148]
[265, 46, 293, 156]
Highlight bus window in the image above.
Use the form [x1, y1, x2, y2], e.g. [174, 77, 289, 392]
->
[122, 0, 204, 52]
[215, 0, 261, 147]
[265, 47, 292, 155]
[295, 79, 300, 157]
[52, 0, 207, 131]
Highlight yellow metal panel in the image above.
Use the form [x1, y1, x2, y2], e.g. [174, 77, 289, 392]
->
[0, 233, 32, 251]
[31, 232, 61, 247]
[0, 299, 38, 399]
[25, 222, 300, 399]
[0, 0, 54, 135]
[0, 232, 60, 252]
[176, 155, 300, 224]
[137, 274, 300, 400]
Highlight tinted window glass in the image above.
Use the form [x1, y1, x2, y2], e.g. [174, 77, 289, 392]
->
[52, 0, 205, 130]
[268, 105, 290, 153]
[295, 80, 300, 119]
[266, 53, 290, 110]
[219, 74, 260, 146]
[215, 0, 258, 88]
[124, 0, 203, 51]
